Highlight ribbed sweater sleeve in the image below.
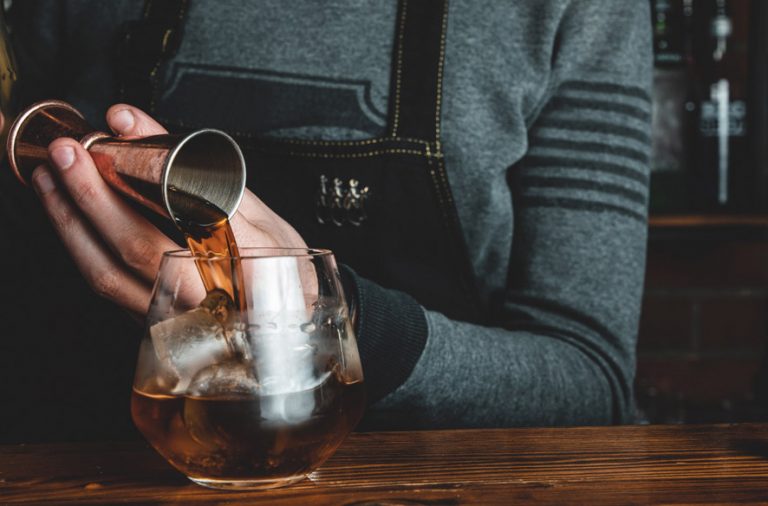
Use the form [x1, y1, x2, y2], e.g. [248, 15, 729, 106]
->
[339, 265, 428, 404]
[356, 0, 652, 427]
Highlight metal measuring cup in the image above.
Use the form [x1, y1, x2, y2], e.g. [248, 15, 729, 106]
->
[7, 100, 246, 226]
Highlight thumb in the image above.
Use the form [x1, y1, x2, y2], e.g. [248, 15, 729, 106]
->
[106, 104, 168, 137]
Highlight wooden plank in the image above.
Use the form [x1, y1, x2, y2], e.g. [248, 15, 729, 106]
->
[649, 214, 768, 227]
[1, 424, 768, 504]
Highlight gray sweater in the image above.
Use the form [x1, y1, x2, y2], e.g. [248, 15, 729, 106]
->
[9, 0, 651, 431]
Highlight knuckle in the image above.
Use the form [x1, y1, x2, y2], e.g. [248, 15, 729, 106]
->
[120, 236, 158, 271]
[72, 181, 100, 209]
[49, 206, 77, 233]
[252, 225, 280, 247]
[89, 269, 121, 301]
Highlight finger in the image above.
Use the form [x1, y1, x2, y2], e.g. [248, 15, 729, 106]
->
[31, 165, 153, 315]
[106, 104, 168, 137]
[229, 212, 279, 249]
[231, 189, 308, 249]
[236, 188, 268, 216]
[230, 191, 285, 248]
[48, 137, 178, 282]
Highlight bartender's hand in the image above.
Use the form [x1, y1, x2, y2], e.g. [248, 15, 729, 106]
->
[30, 104, 307, 316]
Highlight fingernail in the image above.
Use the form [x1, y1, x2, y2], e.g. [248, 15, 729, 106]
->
[34, 170, 55, 195]
[111, 109, 134, 132]
[51, 146, 75, 170]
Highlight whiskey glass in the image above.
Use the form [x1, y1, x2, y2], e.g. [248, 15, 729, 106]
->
[131, 248, 365, 490]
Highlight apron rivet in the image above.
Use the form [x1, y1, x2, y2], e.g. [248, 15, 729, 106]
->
[316, 174, 370, 227]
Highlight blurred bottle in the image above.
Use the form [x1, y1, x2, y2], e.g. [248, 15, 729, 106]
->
[649, 0, 695, 213]
[690, 0, 751, 212]
[0, 4, 17, 159]
[653, 0, 687, 66]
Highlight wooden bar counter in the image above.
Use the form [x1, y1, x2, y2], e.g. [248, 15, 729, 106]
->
[2, 423, 768, 504]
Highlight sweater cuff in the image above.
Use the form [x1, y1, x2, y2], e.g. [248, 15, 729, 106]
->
[339, 264, 429, 403]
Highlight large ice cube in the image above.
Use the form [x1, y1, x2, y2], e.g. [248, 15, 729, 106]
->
[150, 305, 231, 394]
[247, 257, 315, 392]
[183, 360, 261, 448]
[150, 289, 256, 394]
[186, 359, 260, 397]
[246, 256, 320, 420]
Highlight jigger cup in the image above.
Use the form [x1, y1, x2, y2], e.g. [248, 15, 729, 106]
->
[7, 100, 246, 225]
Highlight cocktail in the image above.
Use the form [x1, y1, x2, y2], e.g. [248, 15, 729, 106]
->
[131, 248, 365, 490]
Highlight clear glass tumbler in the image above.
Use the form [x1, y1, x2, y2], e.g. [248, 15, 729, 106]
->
[131, 248, 365, 490]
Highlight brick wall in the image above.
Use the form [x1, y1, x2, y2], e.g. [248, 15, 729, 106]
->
[636, 232, 768, 423]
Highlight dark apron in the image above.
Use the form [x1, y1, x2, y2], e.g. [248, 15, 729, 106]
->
[119, 0, 481, 330]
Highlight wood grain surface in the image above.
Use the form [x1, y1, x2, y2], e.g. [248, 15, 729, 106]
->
[648, 214, 768, 227]
[1, 424, 768, 505]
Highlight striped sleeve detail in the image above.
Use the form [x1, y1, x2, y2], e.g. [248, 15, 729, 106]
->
[518, 196, 646, 223]
[514, 79, 652, 224]
[519, 176, 646, 205]
[547, 97, 651, 123]
[522, 156, 647, 185]
[560, 80, 652, 103]
[536, 117, 651, 145]
[534, 137, 649, 165]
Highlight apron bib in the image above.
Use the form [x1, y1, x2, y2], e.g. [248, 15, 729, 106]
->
[118, 0, 481, 322]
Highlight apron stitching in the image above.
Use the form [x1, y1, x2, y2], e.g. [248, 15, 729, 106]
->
[425, 1, 480, 316]
[391, 0, 408, 138]
[158, 120, 439, 156]
[148, 0, 189, 114]
[282, 148, 425, 159]
[276, 136, 424, 147]
[424, 143, 444, 159]
[434, 0, 449, 146]
[427, 157, 447, 211]
[156, 119, 427, 147]
[147, 29, 171, 89]
[436, 157, 455, 209]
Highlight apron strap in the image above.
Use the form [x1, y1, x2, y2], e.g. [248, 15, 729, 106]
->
[116, 0, 189, 111]
[386, 0, 449, 143]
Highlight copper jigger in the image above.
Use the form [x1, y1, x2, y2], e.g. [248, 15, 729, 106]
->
[7, 100, 246, 226]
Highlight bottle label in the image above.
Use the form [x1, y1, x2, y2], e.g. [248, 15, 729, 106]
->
[699, 99, 747, 137]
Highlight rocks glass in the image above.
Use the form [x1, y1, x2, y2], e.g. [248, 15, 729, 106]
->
[131, 248, 365, 490]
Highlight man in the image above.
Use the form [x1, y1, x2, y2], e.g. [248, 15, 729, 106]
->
[1, 0, 652, 441]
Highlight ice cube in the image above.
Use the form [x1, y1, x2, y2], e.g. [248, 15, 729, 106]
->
[149, 290, 256, 394]
[227, 323, 253, 362]
[246, 256, 316, 395]
[187, 359, 260, 397]
[259, 370, 333, 424]
[183, 360, 261, 449]
[150, 306, 231, 394]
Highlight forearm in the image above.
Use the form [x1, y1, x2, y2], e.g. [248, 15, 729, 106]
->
[378, 310, 625, 428]
[345, 280, 639, 429]
[343, 260, 639, 429]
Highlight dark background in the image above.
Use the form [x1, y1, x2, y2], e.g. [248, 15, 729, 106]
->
[640, 0, 768, 423]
